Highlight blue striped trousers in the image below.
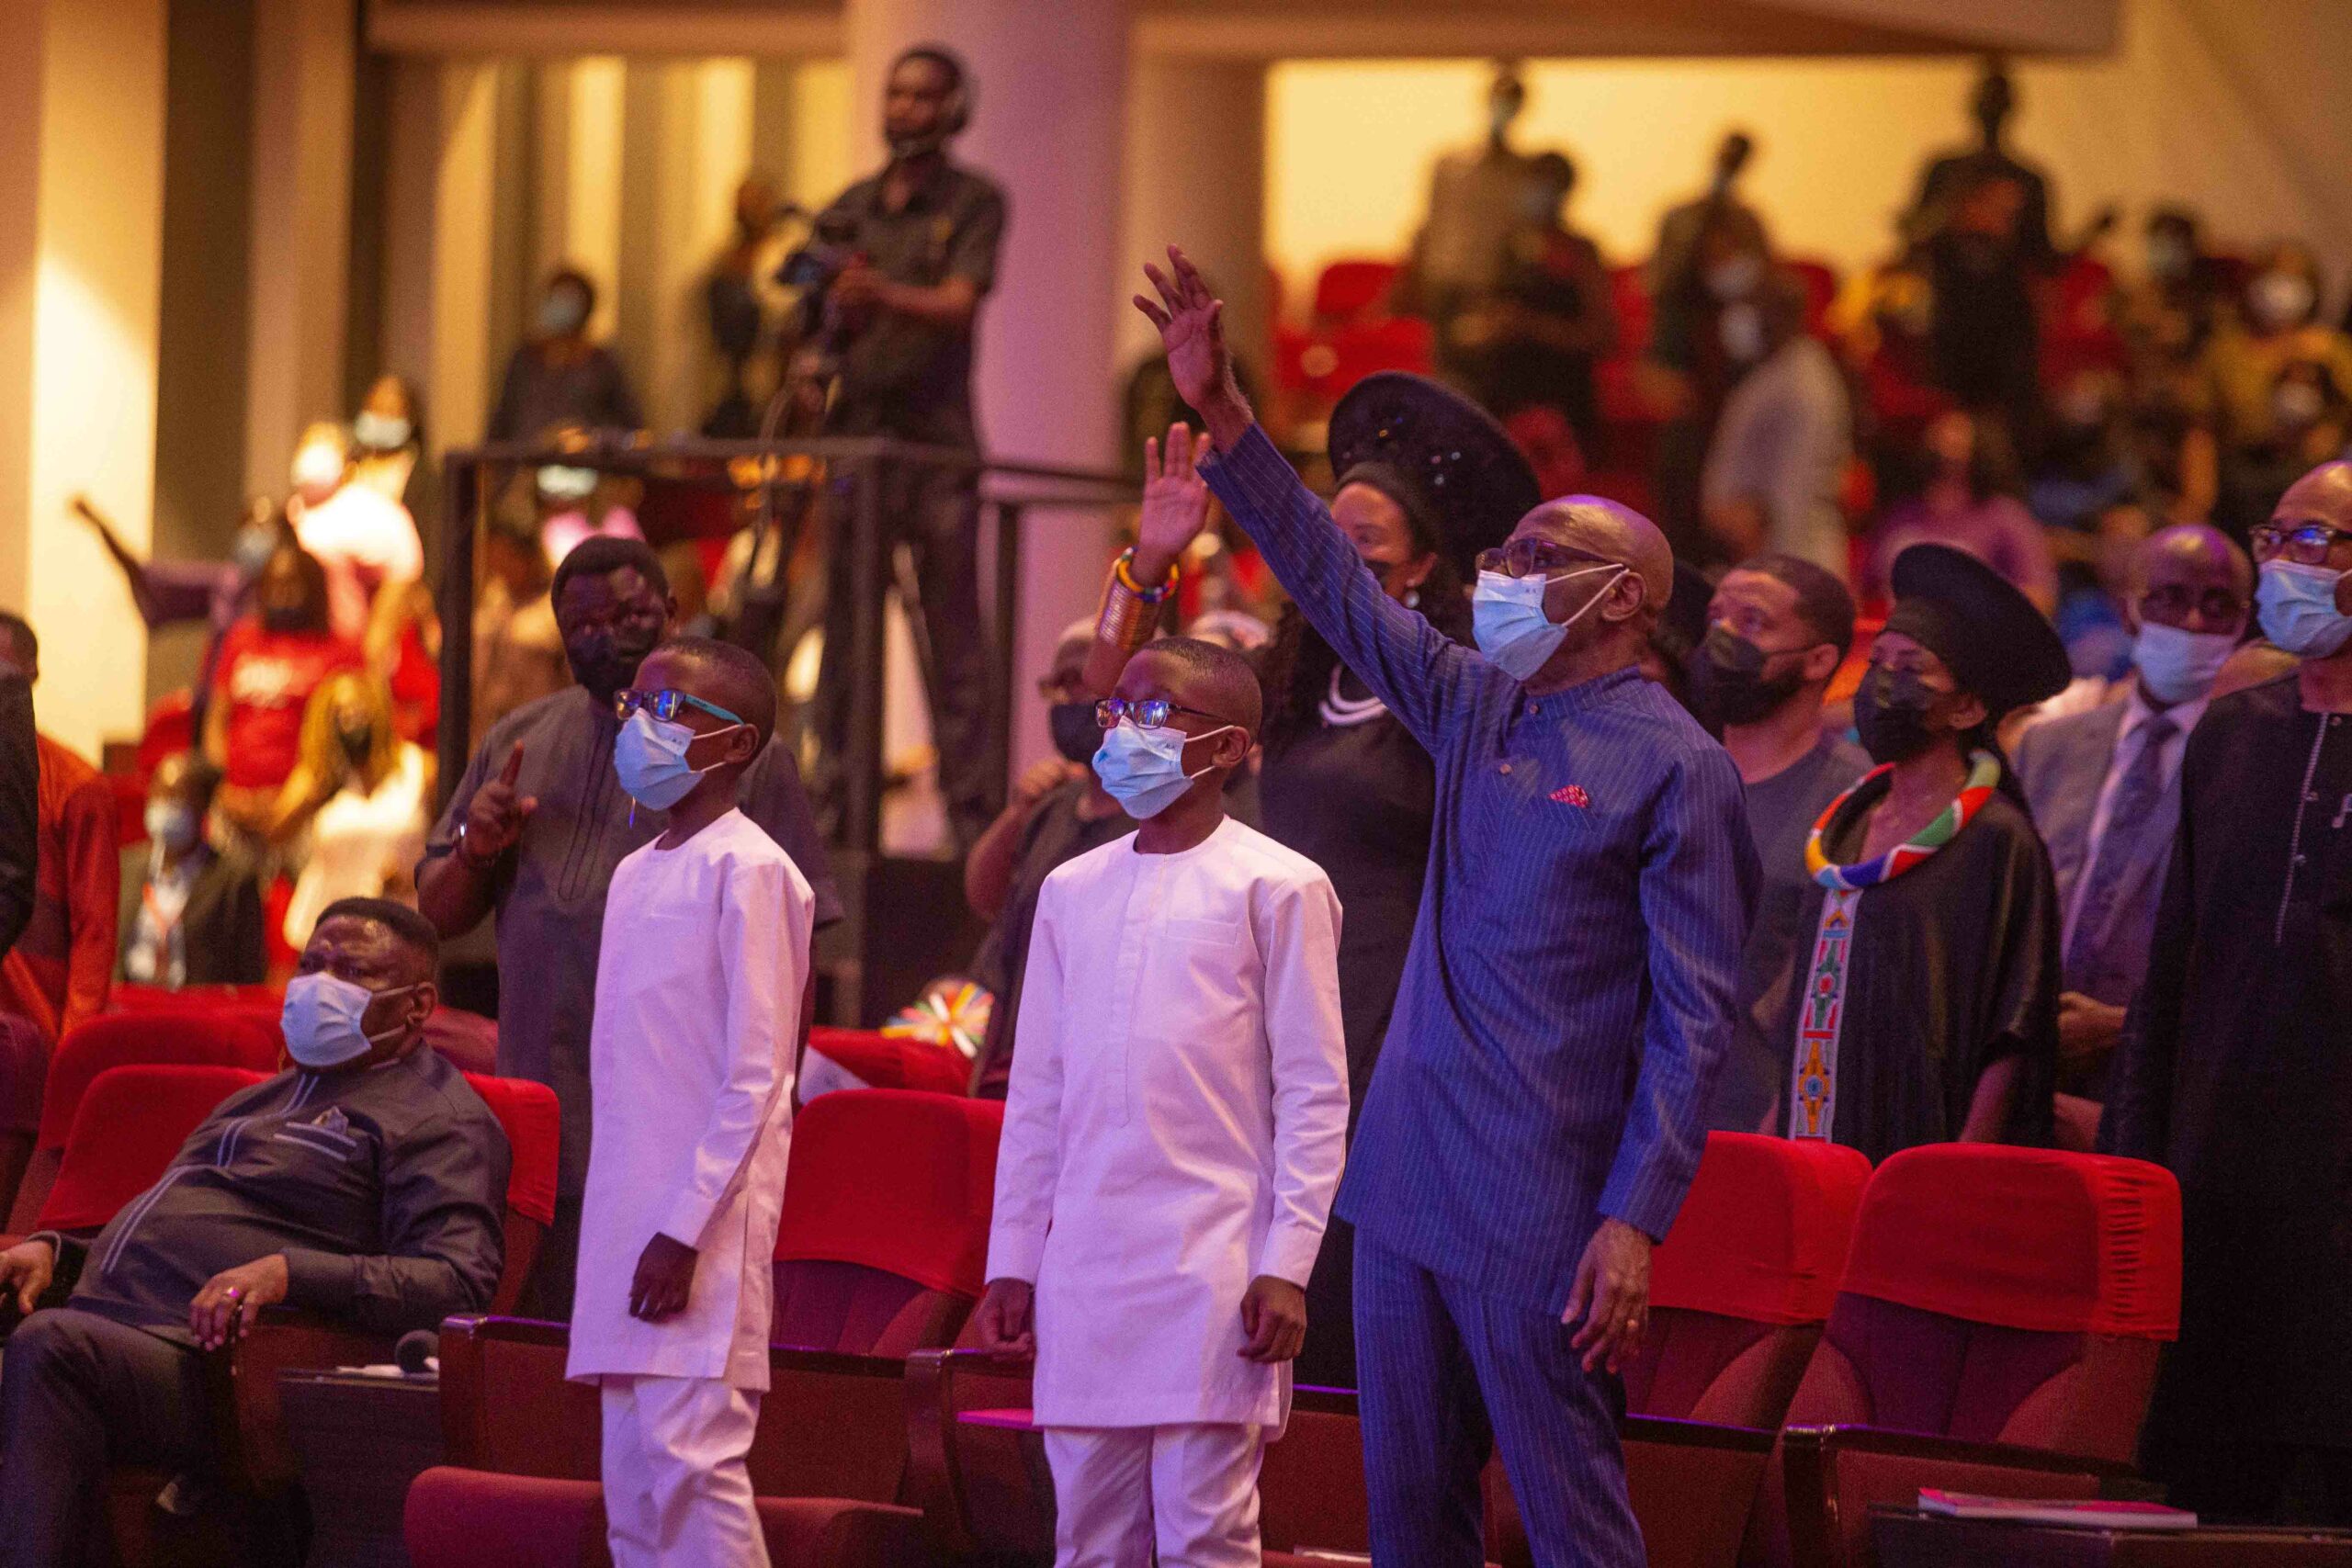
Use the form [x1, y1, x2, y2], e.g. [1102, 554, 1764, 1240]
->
[1354, 1235, 1644, 1568]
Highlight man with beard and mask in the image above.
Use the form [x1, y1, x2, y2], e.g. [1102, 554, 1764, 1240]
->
[963, 622, 1135, 1099]
[1687, 557, 1869, 1134]
[804, 44, 1007, 851]
[416, 536, 838, 1316]
[2103, 462, 2352, 1525]
[489, 267, 643, 444]
[1700, 271, 1853, 579]
[2015, 525, 2249, 1104]
[1140, 248, 1756, 1568]
[1773, 543, 2068, 1161]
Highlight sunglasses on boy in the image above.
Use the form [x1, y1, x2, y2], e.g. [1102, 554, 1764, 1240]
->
[614, 688, 745, 726]
[1094, 697, 1224, 730]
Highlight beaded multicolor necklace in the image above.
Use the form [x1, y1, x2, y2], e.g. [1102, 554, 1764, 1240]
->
[1789, 749, 2001, 1141]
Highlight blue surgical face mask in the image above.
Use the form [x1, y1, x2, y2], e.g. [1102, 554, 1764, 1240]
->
[2256, 560, 2352, 660]
[352, 411, 413, 453]
[613, 708, 744, 811]
[283, 972, 418, 1069]
[2132, 621, 2236, 705]
[539, 289, 590, 337]
[1091, 719, 1236, 819]
[1472, 563, 1626, 682]
[144, 801, 199, 855]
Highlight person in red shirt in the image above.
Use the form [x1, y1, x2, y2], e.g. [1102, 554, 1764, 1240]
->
[0, 614, 118, 1054]
[202, 543, 365, 842]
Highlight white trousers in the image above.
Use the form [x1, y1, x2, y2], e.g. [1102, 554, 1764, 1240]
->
[599, 1374, 771, 1568]
[1043, 1423, 1266, 1568]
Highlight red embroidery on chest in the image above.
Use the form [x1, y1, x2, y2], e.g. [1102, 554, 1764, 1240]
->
[1550, 784, 1590, 807]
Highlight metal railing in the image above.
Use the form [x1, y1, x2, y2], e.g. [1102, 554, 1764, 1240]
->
[435, 436, 1134, 853]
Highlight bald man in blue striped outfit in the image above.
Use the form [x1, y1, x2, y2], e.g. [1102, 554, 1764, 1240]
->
[1136, 252, 1757, 1565]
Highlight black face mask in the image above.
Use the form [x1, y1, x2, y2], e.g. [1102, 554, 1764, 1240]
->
[336, 724, 374, 761]
[1688, 626, 1807, 729]
[1851, 667, 1946, 764]
[1047, 702, 1099, 766]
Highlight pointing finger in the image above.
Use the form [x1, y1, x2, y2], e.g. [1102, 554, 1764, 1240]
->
[499, 743, 526, 790]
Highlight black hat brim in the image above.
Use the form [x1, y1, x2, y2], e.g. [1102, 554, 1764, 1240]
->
[1886, 543, 2072, 716]
[1329, 372, 1540, 577]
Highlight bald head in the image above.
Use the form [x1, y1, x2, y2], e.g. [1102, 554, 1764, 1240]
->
[1509, 495, 1674, 623]
[2274, 459, 2352, 533]
[2134, 523, 2251, 626]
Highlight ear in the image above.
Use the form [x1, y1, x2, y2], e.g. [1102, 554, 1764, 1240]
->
[407, 981, 440, 1030]
[1402, 553, 1438, 592]
[726, 724, 763, 766]
[1947, 692, 1989, 733]
[1800, 643, 1842, 683]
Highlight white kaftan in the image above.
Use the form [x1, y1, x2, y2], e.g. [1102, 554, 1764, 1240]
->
[986, 817, 1350, 1429]
[567, 808, 814, 1391]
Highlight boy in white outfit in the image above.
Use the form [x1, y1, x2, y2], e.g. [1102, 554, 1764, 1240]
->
[567, 637, 815, 1568]
[973, 633, 1351, 1568]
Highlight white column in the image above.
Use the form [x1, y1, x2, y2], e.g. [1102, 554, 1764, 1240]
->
[0, 0, 168, 760]
[1119, 59, 1269, 385]
[532, 57, 627, 343]
[379, 56, 508, 474]
[243, 0, 356, 497]
[843, 0, 1134, 777]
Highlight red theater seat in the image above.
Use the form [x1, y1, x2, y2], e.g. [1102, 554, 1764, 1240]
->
[1757, 1144, 2182, 1568]
[804, 1027, 970, 1097]
[36, 1064, 266, 1233]
[402, 1466, 928, 1568]
[771, 1089, 1002, 1356]
[459, 1072, 560, 1315]
[1626, 1133, 1871, 1429]
[8, 1011, 283, 1231]
[1312, 258, 1400, 323]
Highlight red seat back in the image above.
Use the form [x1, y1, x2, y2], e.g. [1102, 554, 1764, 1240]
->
[806, 1027, 970, 1097]
[39, 1012, 282, 1152]
[1312, 259, 1399, 323]
[457, 1072, 560, 1316]
[770, 1089, 1002, 1356]
[1625, 1134, 1871, 1428]
[1755, 1145, 2181, 1567]
[39, 1065, 266, 1232]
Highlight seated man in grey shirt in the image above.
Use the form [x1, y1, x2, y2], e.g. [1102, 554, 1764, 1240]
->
[0, 897, 509, 1568]
[416, 536, 841, 1316]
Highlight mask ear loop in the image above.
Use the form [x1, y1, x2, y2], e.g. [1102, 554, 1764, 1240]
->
[1554, 563, 1631, 631]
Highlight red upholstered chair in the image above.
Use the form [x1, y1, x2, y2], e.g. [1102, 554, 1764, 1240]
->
[35, 1064, 266, 1234]
[1624, 1134, 1871, 1429]
[8, 1011, 282, 1230]
[402, 1466, 930, 1568]
[1755, 1145, 2182, 1568]
[804, 1027, 970, 1098]
[770, 1089, 1002, 1356]
[1312, 258, 1400, 324]
[458, 1072, 561, 1315]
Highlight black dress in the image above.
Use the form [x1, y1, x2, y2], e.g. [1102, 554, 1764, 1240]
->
[1775, 785, 2061, 1164]
[1260, 662, 1440, 1389]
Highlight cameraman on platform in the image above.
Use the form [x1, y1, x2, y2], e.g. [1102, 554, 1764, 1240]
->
[806, 44, 1006, 850]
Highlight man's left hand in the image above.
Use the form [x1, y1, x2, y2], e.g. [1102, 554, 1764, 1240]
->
[188, 1254, 290, 1350]
[1563, 1218, 1652, 1375]
[629, 1234, 698, 1322]
[1238, 1275, 1307, 1364]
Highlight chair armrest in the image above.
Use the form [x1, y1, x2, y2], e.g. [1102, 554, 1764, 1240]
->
[904, 1348, 1045, 1563]
[1780, 1424, 2141, 1568]
[217, 1309, 399, 1495]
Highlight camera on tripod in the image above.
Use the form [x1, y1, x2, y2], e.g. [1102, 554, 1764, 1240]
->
[777, 210, 865, 326]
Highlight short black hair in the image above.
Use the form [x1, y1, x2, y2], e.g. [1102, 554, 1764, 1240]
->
[647, 636, 777, 750]
[0, 611, 34, 668]
[894, 43, 965, 92]
[314, 897, 441, 978]
[550, 535, 669, 615]
[1141, 636, 1264, 739]
[1736, 553, 1859, 658]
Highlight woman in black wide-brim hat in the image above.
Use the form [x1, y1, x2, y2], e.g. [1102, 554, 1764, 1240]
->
[1253, 373, 1538, 1389]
